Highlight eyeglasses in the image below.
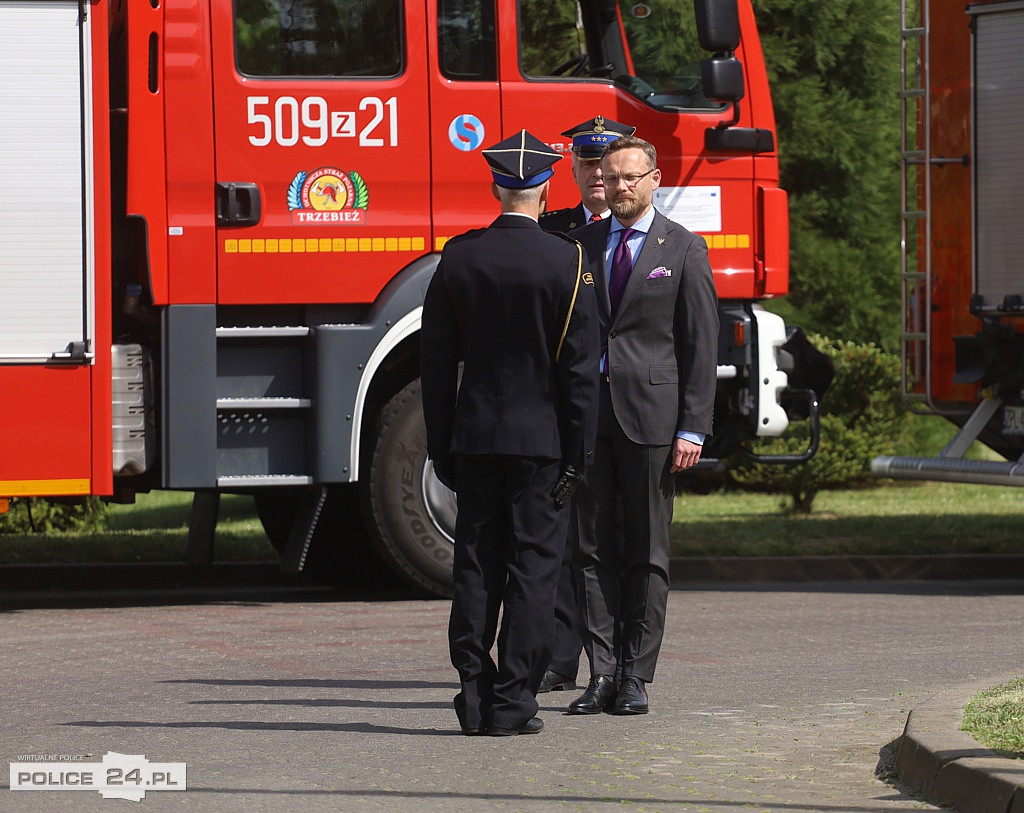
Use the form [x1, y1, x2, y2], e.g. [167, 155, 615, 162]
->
[603, 168, 656, 187]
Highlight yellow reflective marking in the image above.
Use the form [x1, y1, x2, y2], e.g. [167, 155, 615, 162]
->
[703, 234, 751, 250]
[223, 236, 431, 254]
[226, 234, 750, 256]
[0, 479, 91, 496]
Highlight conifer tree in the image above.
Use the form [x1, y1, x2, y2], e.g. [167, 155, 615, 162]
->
[754, 0, 901, 350]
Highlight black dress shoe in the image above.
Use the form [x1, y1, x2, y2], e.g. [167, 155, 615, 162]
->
[537, 670, 577, 693]
[485, 717, 544, 736]
[461, 726, 483, 736]
[611, 676, 649, 715]
[568, 675, 617, 714]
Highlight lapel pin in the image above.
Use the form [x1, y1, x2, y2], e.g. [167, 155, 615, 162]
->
[657, 237, 665, 245]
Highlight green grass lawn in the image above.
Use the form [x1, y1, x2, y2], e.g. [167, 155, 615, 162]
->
[0, 480, 1022, 563]
[0, 492, 275, 564]
[669, 481, 1024, 557]
[963, 677, 1024, 760]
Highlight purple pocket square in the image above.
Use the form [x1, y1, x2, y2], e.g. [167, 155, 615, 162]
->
[647, 267, 672, 279]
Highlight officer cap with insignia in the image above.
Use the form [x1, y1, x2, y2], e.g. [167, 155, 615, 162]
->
[483, 129, 562, 189]
[561, 115, 637, 159]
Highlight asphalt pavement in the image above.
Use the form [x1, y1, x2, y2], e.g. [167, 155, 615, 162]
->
[2, 577, 1024, 811]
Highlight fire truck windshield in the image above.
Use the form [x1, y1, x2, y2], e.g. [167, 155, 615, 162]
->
[519, 0, 723, 111]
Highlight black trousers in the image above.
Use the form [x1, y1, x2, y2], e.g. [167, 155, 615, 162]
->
[573, 380, 674, 683]
[448, 454, 567, 730]
[547, 518, 583, 679]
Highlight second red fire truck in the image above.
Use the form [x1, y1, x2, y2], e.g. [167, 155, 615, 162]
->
[873, 0, 1024, 487]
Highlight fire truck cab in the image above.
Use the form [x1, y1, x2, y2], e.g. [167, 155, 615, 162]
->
[0, 0, 828, 595]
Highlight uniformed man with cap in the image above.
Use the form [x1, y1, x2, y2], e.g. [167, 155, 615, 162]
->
[536, 114, 635, 698]
[539, 115, 637, 234]
[421, 129, 600, 737]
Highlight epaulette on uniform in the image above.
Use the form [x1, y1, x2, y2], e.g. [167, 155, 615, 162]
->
[539, 206, 583, 233]
[540, 207, 571, 222]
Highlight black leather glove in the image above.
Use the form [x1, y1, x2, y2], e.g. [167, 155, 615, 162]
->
[551, 464, 584, 509]
[432, 457, 456, 491]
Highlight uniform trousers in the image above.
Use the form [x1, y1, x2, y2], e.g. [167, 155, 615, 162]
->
[547, 519, 583, 679]
[448, 454, 568, 730]
[573, 378, 674, 683]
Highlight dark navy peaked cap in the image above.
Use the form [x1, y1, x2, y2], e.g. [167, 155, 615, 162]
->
[561, 115, 636, 159]
[482, 130, 562, 189]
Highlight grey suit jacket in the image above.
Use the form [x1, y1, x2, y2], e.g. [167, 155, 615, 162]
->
[572, 209, 719, 445]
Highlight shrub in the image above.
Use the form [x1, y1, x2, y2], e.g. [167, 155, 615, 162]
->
[0, 497, 110, 534]
[728, 336, 909, 512]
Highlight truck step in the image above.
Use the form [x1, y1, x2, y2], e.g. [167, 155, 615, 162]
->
[216, 326, 312, 338]
[217, 475, 314, 487]
[216, 398, 311, 409]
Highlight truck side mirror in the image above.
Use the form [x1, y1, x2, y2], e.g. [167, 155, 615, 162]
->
[701, 56, 744, 101]
[694, 0, 740, 52]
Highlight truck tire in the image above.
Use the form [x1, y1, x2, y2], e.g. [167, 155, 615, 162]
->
[253, 485, 399, 588]
[365, 379, 456, 597]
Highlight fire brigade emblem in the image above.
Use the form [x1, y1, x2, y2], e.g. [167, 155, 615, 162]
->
[287, 167, 369, 224]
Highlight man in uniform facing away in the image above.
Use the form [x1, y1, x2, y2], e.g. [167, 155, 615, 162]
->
[420, 130, 600, 736]
[568, 136, 719, 717]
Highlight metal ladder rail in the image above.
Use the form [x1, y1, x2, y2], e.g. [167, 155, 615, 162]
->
[899, 0, 931, 408]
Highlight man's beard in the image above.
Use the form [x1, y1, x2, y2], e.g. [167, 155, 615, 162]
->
[610, 193, 646, 221]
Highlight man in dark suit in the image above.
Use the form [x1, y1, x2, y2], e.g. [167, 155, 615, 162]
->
[540, 116, 636, 235]
[420, 130, 600, 737]
[536, 114, 635, 697]
[567, 136, 719, 716]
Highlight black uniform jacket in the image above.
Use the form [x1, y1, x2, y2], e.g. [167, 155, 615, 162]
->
[539, 203, 587, 234]
[421, 214, 600, 469]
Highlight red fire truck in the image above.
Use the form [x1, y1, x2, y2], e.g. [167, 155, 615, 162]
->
[0, 0, 828, 595]
[873, 0, 1024, 486]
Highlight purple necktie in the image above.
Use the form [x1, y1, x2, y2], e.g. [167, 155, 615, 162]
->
[608, 227, 635, 316]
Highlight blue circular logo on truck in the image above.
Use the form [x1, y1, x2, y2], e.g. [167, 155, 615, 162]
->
[448, 115, 485, 151]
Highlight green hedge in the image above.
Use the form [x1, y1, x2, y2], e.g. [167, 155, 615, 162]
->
[729, 336, 909, 512]
[0, 497, 110, 534]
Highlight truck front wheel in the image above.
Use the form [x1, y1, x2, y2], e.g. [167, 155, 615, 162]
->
[364, 379, 456, 597]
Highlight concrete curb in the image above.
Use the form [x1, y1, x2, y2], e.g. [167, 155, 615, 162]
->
[1, 553, 1024, 594]
[0, 561, 298, 592]
[897, 676, 1024, 812]
[669, 553, 1024, 584]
